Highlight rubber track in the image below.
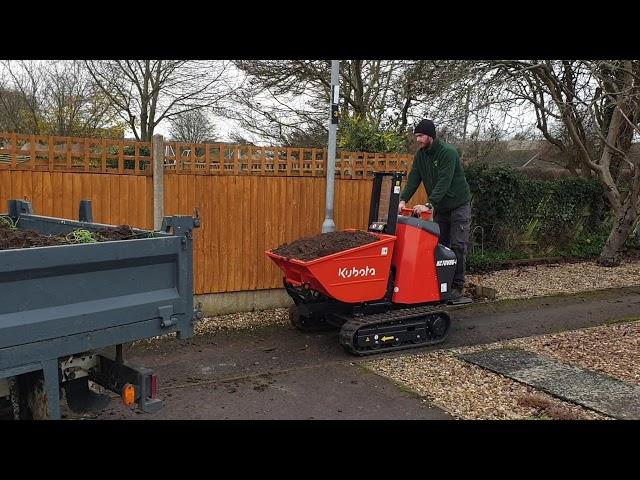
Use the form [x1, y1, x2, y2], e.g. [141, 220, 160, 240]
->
[338, 304, 452, 356]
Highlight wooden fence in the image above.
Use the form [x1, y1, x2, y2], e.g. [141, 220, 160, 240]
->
[0, 133, 427, 294]
[0, 132, 412, 178]
[0, 133, 152, 175]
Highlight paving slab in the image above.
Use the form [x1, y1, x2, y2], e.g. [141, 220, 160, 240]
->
[457, 348, 640, 420]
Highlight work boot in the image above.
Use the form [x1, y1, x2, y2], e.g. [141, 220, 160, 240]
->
[450, 285, 465, 300]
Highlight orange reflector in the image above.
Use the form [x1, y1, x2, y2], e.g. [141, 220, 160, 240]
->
[122, 383, 136, 406]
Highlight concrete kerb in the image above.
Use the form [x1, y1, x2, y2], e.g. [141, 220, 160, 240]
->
[196, 288, 294, 317]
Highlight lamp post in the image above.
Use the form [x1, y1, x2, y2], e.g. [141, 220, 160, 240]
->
[322, 60, 340, 233]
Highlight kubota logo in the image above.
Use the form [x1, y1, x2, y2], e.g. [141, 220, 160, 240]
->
[338, 266, 376, 279]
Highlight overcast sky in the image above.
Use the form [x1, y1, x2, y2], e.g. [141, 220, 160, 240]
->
[136, 114, 240, 142]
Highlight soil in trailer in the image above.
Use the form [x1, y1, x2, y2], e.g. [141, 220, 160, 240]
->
[0, 222, 143, 251]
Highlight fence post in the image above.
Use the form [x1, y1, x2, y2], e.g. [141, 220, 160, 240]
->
[153, 134, 164, 230]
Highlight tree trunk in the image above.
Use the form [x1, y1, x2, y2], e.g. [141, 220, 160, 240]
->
[460, 86, 471, 160]
[598, 201, 637, 266]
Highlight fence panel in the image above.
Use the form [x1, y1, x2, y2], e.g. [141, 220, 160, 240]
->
[0, 132, 428, 294]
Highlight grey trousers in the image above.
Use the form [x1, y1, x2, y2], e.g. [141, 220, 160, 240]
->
[434, 202, 471, 288]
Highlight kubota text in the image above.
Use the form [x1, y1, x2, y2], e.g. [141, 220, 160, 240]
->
[338, 266, 376, 279]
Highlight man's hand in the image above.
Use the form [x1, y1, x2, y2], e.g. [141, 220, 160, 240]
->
[398, 200, 406, 213]
[412, 204, 431, 215]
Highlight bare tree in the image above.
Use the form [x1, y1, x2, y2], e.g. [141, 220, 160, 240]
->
[388, 60, 478, 133]
[411, 62, 530, 147]
[489, 60, 640, 266]
[0, 60, 44, 133]
[0, 85, 34, 133]
[41, 61, 121, 137]
[229, 60, 334, 145]
[169, 109, 217, 143]
[229, 60, 511, 149]
[84, 60, 238, 142]
[227, 130, 256, 145]
[0, 60, 122, 137]
[230, 60, 432, 145]
[282, 123, 328, 148]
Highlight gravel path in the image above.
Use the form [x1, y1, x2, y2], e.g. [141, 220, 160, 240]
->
[365, 320, 639, 420]
[363, 257, 640, 420]
[467, 259, 640, 300]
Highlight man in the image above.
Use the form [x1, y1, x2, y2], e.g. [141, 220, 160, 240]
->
[398, 119, 471, 298]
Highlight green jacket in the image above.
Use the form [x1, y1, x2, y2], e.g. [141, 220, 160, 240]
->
[400, 139, 471, 213]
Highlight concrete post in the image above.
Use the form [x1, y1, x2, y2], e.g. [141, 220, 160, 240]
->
[152, 134, 165, 230]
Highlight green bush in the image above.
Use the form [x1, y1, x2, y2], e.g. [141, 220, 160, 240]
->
[337, 117, 406, 153]
[465, 162, 606, 257]
[123, 145, 151, 156]
[561, 229, 609, 258]
[467, 249, 529, 272]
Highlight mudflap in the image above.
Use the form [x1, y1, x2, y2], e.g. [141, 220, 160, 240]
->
[63, 377, 111, 413]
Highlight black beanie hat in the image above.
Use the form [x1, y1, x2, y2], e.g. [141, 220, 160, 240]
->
[414, 119, 436, 138]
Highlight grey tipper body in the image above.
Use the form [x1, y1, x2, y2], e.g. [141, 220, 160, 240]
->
[0, 199, 200, 420]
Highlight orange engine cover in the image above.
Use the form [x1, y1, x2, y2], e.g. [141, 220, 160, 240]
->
[391, 220, 441, 304]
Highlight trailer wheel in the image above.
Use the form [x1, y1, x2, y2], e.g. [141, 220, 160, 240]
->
[289, 306, 335, 332]
[15, 371, 57, 420]
[0, 395, 15, 420]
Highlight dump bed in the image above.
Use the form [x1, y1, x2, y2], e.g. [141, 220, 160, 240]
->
[266, 231, 396, 303]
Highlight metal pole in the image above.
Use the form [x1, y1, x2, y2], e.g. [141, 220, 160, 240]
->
[322, 60, 340, 233]
[152, 134, 165, 231]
